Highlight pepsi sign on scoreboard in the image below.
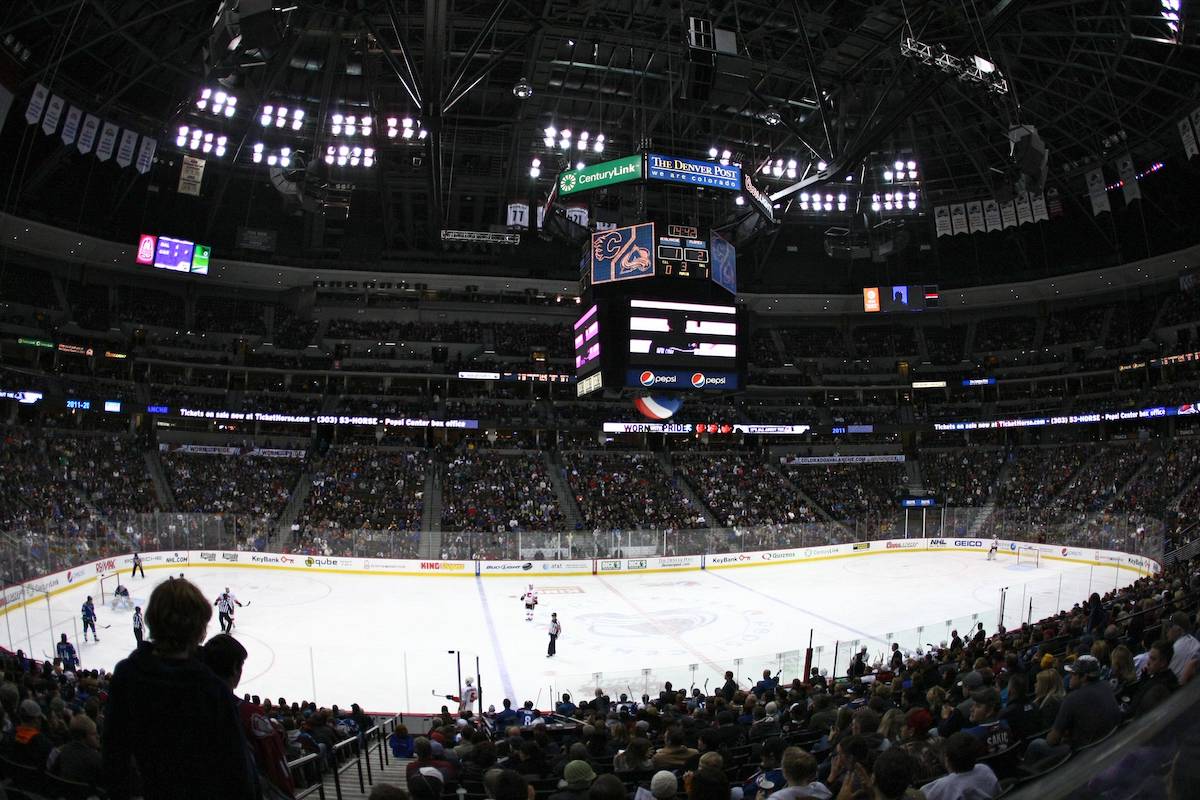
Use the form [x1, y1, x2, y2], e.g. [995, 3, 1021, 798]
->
[626, 369, 739, 391]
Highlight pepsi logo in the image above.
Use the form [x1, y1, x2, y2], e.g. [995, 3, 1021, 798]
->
[691, 372, 706, 388]
[640, 371, 656, 387]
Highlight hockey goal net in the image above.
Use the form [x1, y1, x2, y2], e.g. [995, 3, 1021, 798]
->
[98, 572, 123, 604]
[1016, 547, 1041, 568]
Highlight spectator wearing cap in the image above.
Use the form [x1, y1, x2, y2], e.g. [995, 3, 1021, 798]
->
[919, 732, 999, 800]
[1128, 639, 1179, 716]
[549, 760, 596, 800]
[47, 712, 102, 784]
[897, 708, 942, 784]
[407, 736, 458, 784]
[410, 766, 446, 800]
[653, 727, 698, 770]
[103, 577, 258, 800]
[961, 688, 1011, 755]
[767, 747, 829, 800]
[645, 771, 679, 800]
[1025, 654, 1120, 766]
[5, 698, 51, 770]
[1166, 611, 1200, 682]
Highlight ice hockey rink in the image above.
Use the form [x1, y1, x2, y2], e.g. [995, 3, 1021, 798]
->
[1, 548, 1143, 715]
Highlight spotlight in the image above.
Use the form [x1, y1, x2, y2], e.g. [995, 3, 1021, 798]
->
[762, 107, 782, 126]
[512, 77, 534, 99]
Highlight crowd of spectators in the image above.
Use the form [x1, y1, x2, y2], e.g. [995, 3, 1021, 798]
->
[298, 446, 427, 533]
[973, 316, 1037, 354]
[42, 433, 158, 518]
[996, 445, 1095, 515]
[675, 454, 818, 528]
[920, 450, 1006, 508]
[566, 453, 707, 532]
[441, 452, 565, 533]
[1043, 443, 1149, 522]
[1108, 439, 1200, 517]
[195, 297, 268, 336]
[162, 451, 301, 529]
[785, 463, 907, 524]
[922, 325, 966, 364]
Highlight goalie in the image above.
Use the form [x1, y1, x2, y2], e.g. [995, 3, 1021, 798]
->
[111, 583, 133, 610]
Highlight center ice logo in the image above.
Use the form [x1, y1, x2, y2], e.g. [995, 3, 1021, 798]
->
[580, 609, 717, 638]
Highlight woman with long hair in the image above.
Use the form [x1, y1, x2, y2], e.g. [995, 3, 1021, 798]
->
[1033, 668, 1066, 730]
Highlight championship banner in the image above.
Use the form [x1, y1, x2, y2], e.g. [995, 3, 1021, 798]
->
[1014, 192, 1033, 225]
[983, 199, 1002, 232]
[1030, 192, 1048, 222]
[24, 83, 47, 125]
[1086, 168, 1110, 215]
[77, 114, 99, 154]
[1116, 154, 1140, 203]
[564, 205, 589, 228]
[41, 94, 64, 136]
[966, 200, 985, 233]
[1180, 117, 1199, 159]
[95, 121, 119, 162]
[950, 203, 968, 235]
[178, 155, 206, 196]
[60, 105, 82, 145]
[134, 136, 157, 174]
[933, 206, 952, 238]
[116, 129, 138, 168]
[1000, 200, 1017, 228]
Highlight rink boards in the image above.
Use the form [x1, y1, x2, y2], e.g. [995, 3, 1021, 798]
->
[0, 537, 1159, 620]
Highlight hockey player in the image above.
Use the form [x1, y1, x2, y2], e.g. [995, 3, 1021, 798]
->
[56, 634, 79, 672]
[131, 552, 145, 579]
[547, 612, 561, 658]
[987, 536, 999, 561]
[215, 588, 244, 633]
[81, 596, 98, 642]
[522, 584, 538, 621]
[111, 583, 132, 610]
[133, 605, 144, 646]
[458, 677, 479, 715]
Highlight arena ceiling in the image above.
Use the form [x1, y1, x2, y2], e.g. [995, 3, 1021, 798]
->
[0, 1, 1197, 289]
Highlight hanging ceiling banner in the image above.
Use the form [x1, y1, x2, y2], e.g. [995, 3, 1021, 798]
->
[77, 114, 99, 154]
[1014, 192, 1033, 225]
[1000, 200, 1017, 228]
[24, 83, 48, 125]
[933, 206, 952, 238]
[60, 105, 82, 145]
[1086, 167, 1110, 215]
[41, 94, 64, 136]
[950, 203, 968, 235]
[134, 136, 157, 174]
[1180, 117, 1199, 159]
[1116, 153, 1140, 203]
[1030, 192, 1048, 222]
[115, 128, 138, 168]
[95, 121, 119, 162]
[966, 200, 985, 233]
[505, 202, 530, 229]
[178, 154, 206, 195]
[983, 199, 1002, 232]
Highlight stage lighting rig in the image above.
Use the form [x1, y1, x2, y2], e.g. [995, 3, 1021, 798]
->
[196, 88, 237, 118]
[176, 126, 227, 157]
[387, 117, 427, 140]
[259, 104, 304, 130]
[900, 37, 1008, 95]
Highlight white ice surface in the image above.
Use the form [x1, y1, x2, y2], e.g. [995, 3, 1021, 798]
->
[1, 551, 1137, 715]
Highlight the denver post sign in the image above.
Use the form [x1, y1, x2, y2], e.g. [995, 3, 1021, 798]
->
[557, 154, 644, 195]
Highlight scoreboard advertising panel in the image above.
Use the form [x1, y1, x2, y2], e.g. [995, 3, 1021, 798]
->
[647, 154, 742, 191]
[625, 299, 740, 391]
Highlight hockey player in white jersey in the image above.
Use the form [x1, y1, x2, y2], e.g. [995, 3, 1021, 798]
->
[987, 536, 999, 561]
[522, 585, 538, 621]
[458, 677, 479, 715]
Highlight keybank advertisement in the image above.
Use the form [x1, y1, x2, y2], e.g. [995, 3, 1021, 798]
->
[647, 154, 742, 191]
[558, 154, 644, 195]
[625, 369, 739, 391]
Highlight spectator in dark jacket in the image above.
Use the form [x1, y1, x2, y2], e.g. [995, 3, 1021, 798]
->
[1129, 640, 1180, 716]
[102, 578, 257, 800]
[48, 713, 102, 785]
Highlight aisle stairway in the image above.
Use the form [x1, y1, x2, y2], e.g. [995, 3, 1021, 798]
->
[657, 452, 716, 527]
[545, 451, 584, 530]
[419, 465, 442, 558]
